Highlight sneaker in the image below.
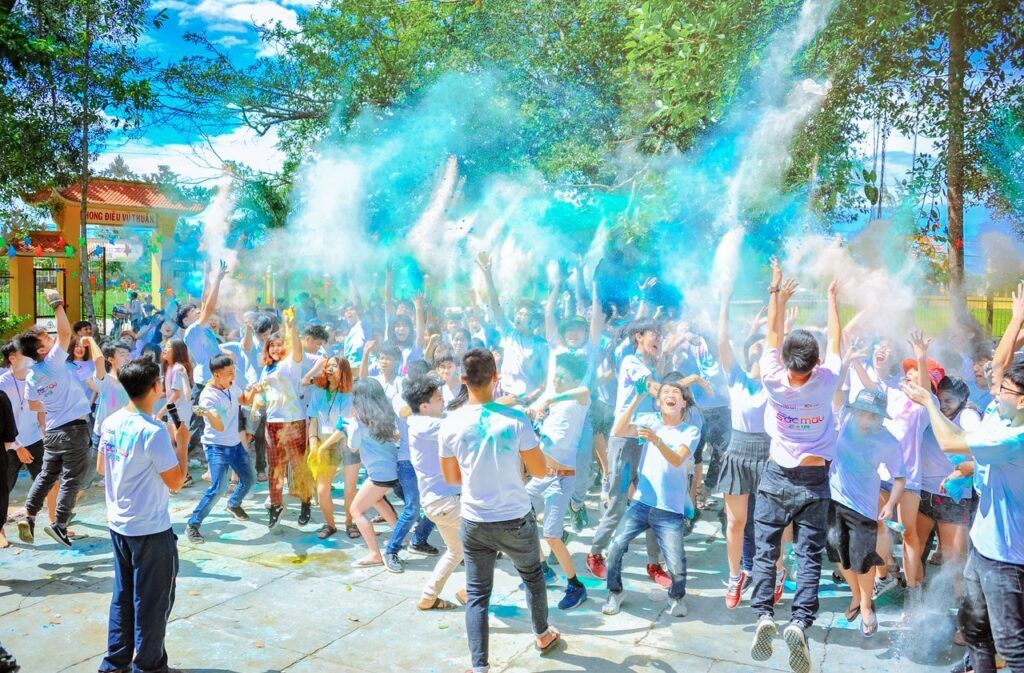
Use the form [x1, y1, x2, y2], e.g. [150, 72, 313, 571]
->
[298, 502, 311, 526]
[872, 574, 898, 600]
[226, 504, 249, 521]
[587, 554, 607, 579]
[773, 567, 787, 605]
[782, 622, 811, 673]
[557, 583, 587, 610]
[561, 529, 572, 545]
[519, 565, 558, 590]
[384, 552, 404, 574]
[267, 505, 283, 529]
[750, 615, 778, 661]
[726, 570, 747, 609]
[44, 524, 72, 548]
[602, 591, 625, 615]
[409, 542, 440, 556]
[647, 563, 671, 589]
[569, 504, 588, 533]
[668, 597, 688, 617]
[17, 518, 34, 544]
[185, 524, 205, 544]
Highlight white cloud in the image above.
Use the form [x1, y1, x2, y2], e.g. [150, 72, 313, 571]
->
[211, 35, 249, 48]
[155, 0, 301, 32]
[99, 126, 286, 182]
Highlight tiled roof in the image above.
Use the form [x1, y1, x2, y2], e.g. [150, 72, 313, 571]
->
[29, 178, 204, 212]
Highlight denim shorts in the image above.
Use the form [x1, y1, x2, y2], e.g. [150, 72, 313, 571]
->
[919, 490, 971, 526]
[526, 475, 576, 538]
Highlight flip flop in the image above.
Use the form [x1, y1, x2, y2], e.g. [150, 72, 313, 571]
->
[534, 628, 561, 653]
[353, 558, 384, 568]
[861, 616, 878, 638]
[417, 597, 458, 611]
[844, 605, 861, 621]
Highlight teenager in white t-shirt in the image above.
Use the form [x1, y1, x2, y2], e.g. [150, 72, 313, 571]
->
[403, 375, 467, 611]
[439, 349, 560, 673]
[303, 356, 354, 540]
[602, 376, 699, 620]
[749, 259, 843, 673]
[253, 309, 312, 529]
[525, 352, 591, 611]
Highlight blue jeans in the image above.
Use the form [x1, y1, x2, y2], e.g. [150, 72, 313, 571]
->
[99, 528, 178, 673]
[606, 500, 688, 599]
[750, 462, 829, 628]
[960, 549, 1024, 673]
[590, 436, 659, 562]
[187, 443, 256, 527]
[462, 513, 549, 671]
[385, 460, 435, 554]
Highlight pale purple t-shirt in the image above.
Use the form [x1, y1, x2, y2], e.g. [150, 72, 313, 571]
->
[829, 418, 905, 519]
[760, 348, 841, 467]
[879, 384, 930, 492]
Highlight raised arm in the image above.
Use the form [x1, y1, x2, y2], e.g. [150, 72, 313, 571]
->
[198, 260, 228, 327]
[85, 336, 106, 381]
[589, 278, 604, 347]
[283, 310, 302, 363]
[826, 279, 841, 356]
[765, 257, 784, 350]
[908, 330, 932, 391]
[901, 381, 969, 453]
[717, 289, 737, 373]
[476, 251, 510, 332]
[45, 290, 72, 351]
[611, 393, 645, 438]
[544, 285, 561, 347]
[414, 291, 428, 350]
[992, 281, 1024, 387]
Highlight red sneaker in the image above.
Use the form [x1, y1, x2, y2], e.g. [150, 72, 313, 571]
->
[587, 553, 607, 579]
[725, 570, 748, 609]
[773, 567, 787, 605]
[646, 563, 672, 588]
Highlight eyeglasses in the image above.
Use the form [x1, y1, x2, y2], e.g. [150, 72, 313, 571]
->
[999, 382, 1024, 397]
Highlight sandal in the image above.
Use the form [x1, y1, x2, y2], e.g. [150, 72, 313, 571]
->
[534, 627, 561, 653]
[316, 525, 337, 540]
[861, 615, 878, 638]
[844, 605, 861, 622]
[417, 597, 457, 611]
[346, 524, 361, 539]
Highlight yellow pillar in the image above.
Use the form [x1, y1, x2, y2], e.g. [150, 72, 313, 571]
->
[9, 256, 36, 331]
[152, 214, 176, 310]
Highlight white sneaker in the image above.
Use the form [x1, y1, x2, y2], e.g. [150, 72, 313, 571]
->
[668, 598, 688, 617]
[872, 574, 898, 600]
[602, 591, 625, 615]
[750, 615, 778, 661]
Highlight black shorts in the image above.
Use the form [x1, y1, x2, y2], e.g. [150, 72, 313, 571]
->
[826, 501, 884, 574]
[919, 490, 971, 526]
[371, 479, 399, 489]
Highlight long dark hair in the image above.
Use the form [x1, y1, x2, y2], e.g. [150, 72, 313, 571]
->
[352, 378, 397, 443]
[313, 357, 353, 393]
[161, 338, 194, 386]
[66, 335, 91, 362]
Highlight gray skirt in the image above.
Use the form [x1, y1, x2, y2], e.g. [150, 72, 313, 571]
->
[715, 430, 771, 496]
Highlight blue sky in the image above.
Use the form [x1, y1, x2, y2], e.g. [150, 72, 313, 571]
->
[99, 0, 1024, 279]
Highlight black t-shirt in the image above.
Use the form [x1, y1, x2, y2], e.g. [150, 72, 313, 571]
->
[0, 391, 17, 444]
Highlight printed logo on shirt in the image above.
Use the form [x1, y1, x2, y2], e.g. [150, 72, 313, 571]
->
[34, 381, 58, 398]
[776, 411, 824, 430]
[98, 433, 129, 461]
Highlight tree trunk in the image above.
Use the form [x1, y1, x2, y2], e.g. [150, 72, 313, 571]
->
[947, 0, 966, 300]
[877, 124, 887, 221]
[79, 9, 95, 324]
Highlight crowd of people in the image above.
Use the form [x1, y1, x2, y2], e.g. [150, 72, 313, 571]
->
[0, 253, 1022, 673]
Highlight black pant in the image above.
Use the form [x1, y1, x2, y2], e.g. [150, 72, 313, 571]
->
[24, 422, 91, 527]
[1, 440, 45, 524]
[187, 382, 206, 459]
[99, 528, 178, 673]
[750, 461, 830, 628]
[961, 549, 1024, 673]
[247, 408, 267, 474]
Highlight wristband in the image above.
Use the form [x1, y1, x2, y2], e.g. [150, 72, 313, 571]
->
[48, 298, 65, 309]
[768, 286, 780, 294]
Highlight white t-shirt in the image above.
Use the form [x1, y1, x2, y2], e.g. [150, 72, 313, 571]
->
[633, 412, 700, 516]
[0, 373, 42, 447]
[93, 375, 130, 435]
[164, 363, 193, 428]
[760, 348, 841, 467]
[307, 388, 352, 440]
[497, 328, 548, 398]
[98, 409, 178, 536]
[829, 419, 905, 520]
[26, 344, 91, 430]
[199, 384, 242, 446]
[259, 357, 305, 423]
[539, 399, 590, 467]
[67, 360, 96, 399]
[880, 385, 931, 491]
[439, 402, 539, 523]
[183, 322, 220, 385]
[615, 354, 655, 418]
[727, 363, 767, 434]
[407, 414, 460, 506]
